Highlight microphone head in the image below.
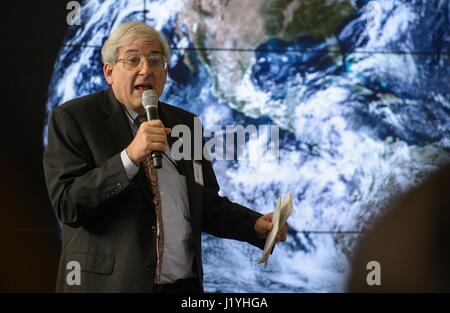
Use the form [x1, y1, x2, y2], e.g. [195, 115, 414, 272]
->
[142, 89, 158, 110]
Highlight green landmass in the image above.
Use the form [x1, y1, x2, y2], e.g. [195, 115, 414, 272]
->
[260, 0, 356, 41]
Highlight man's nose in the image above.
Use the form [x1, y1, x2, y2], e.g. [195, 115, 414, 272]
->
[139, 57, 152, 75]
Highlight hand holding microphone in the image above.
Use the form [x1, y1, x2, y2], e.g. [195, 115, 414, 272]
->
[126, 89, 170, 168]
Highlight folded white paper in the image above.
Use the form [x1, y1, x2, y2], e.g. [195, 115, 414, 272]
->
[257, 192, 293, 267]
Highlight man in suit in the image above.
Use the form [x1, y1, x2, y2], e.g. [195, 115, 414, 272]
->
[43, 22, 288, 292]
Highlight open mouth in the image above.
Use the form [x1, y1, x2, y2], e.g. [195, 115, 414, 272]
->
[134, 84, 153, 92]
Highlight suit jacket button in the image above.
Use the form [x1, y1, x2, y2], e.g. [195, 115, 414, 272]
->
[151, 226, 156, 234]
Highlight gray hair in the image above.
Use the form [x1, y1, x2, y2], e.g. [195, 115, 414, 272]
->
[101, 22, 170, 64]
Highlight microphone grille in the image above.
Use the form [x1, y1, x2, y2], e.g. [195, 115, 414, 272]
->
[142, 89, 158, 110]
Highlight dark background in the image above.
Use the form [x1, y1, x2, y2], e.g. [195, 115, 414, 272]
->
[1, 1, 68, 292]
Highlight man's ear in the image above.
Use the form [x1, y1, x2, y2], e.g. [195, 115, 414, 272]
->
[103, 63, 114, 85]
[162, 67, 168, 86]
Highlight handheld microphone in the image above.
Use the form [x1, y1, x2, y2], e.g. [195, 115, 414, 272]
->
[142, 89, 163, 169]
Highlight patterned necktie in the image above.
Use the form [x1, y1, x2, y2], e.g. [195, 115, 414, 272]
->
[136, 115, 164, 284]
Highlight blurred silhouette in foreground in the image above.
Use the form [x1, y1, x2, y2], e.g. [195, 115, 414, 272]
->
[347, 165, 450, 292]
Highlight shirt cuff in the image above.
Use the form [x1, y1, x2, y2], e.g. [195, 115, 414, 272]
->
[121, 149, 139, 180]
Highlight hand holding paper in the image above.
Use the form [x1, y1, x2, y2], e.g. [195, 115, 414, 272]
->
[257, 192, 293, 267]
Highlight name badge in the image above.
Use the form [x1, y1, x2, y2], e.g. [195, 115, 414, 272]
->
[193, 161, 204, 186]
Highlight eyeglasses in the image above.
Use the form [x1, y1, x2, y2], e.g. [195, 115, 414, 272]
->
[115, 53, 168, 71]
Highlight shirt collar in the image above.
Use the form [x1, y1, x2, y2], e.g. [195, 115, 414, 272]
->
[123, 105, 139, 122]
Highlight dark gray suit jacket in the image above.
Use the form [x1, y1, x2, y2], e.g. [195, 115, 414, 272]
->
[43, 88, 265, 292]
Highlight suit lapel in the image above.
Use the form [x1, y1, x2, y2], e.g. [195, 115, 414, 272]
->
[103, 88, 153, 205]
[103, 88, 133, 152]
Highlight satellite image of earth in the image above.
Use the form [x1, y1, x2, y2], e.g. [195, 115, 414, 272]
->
[45, 0, 450, 292]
